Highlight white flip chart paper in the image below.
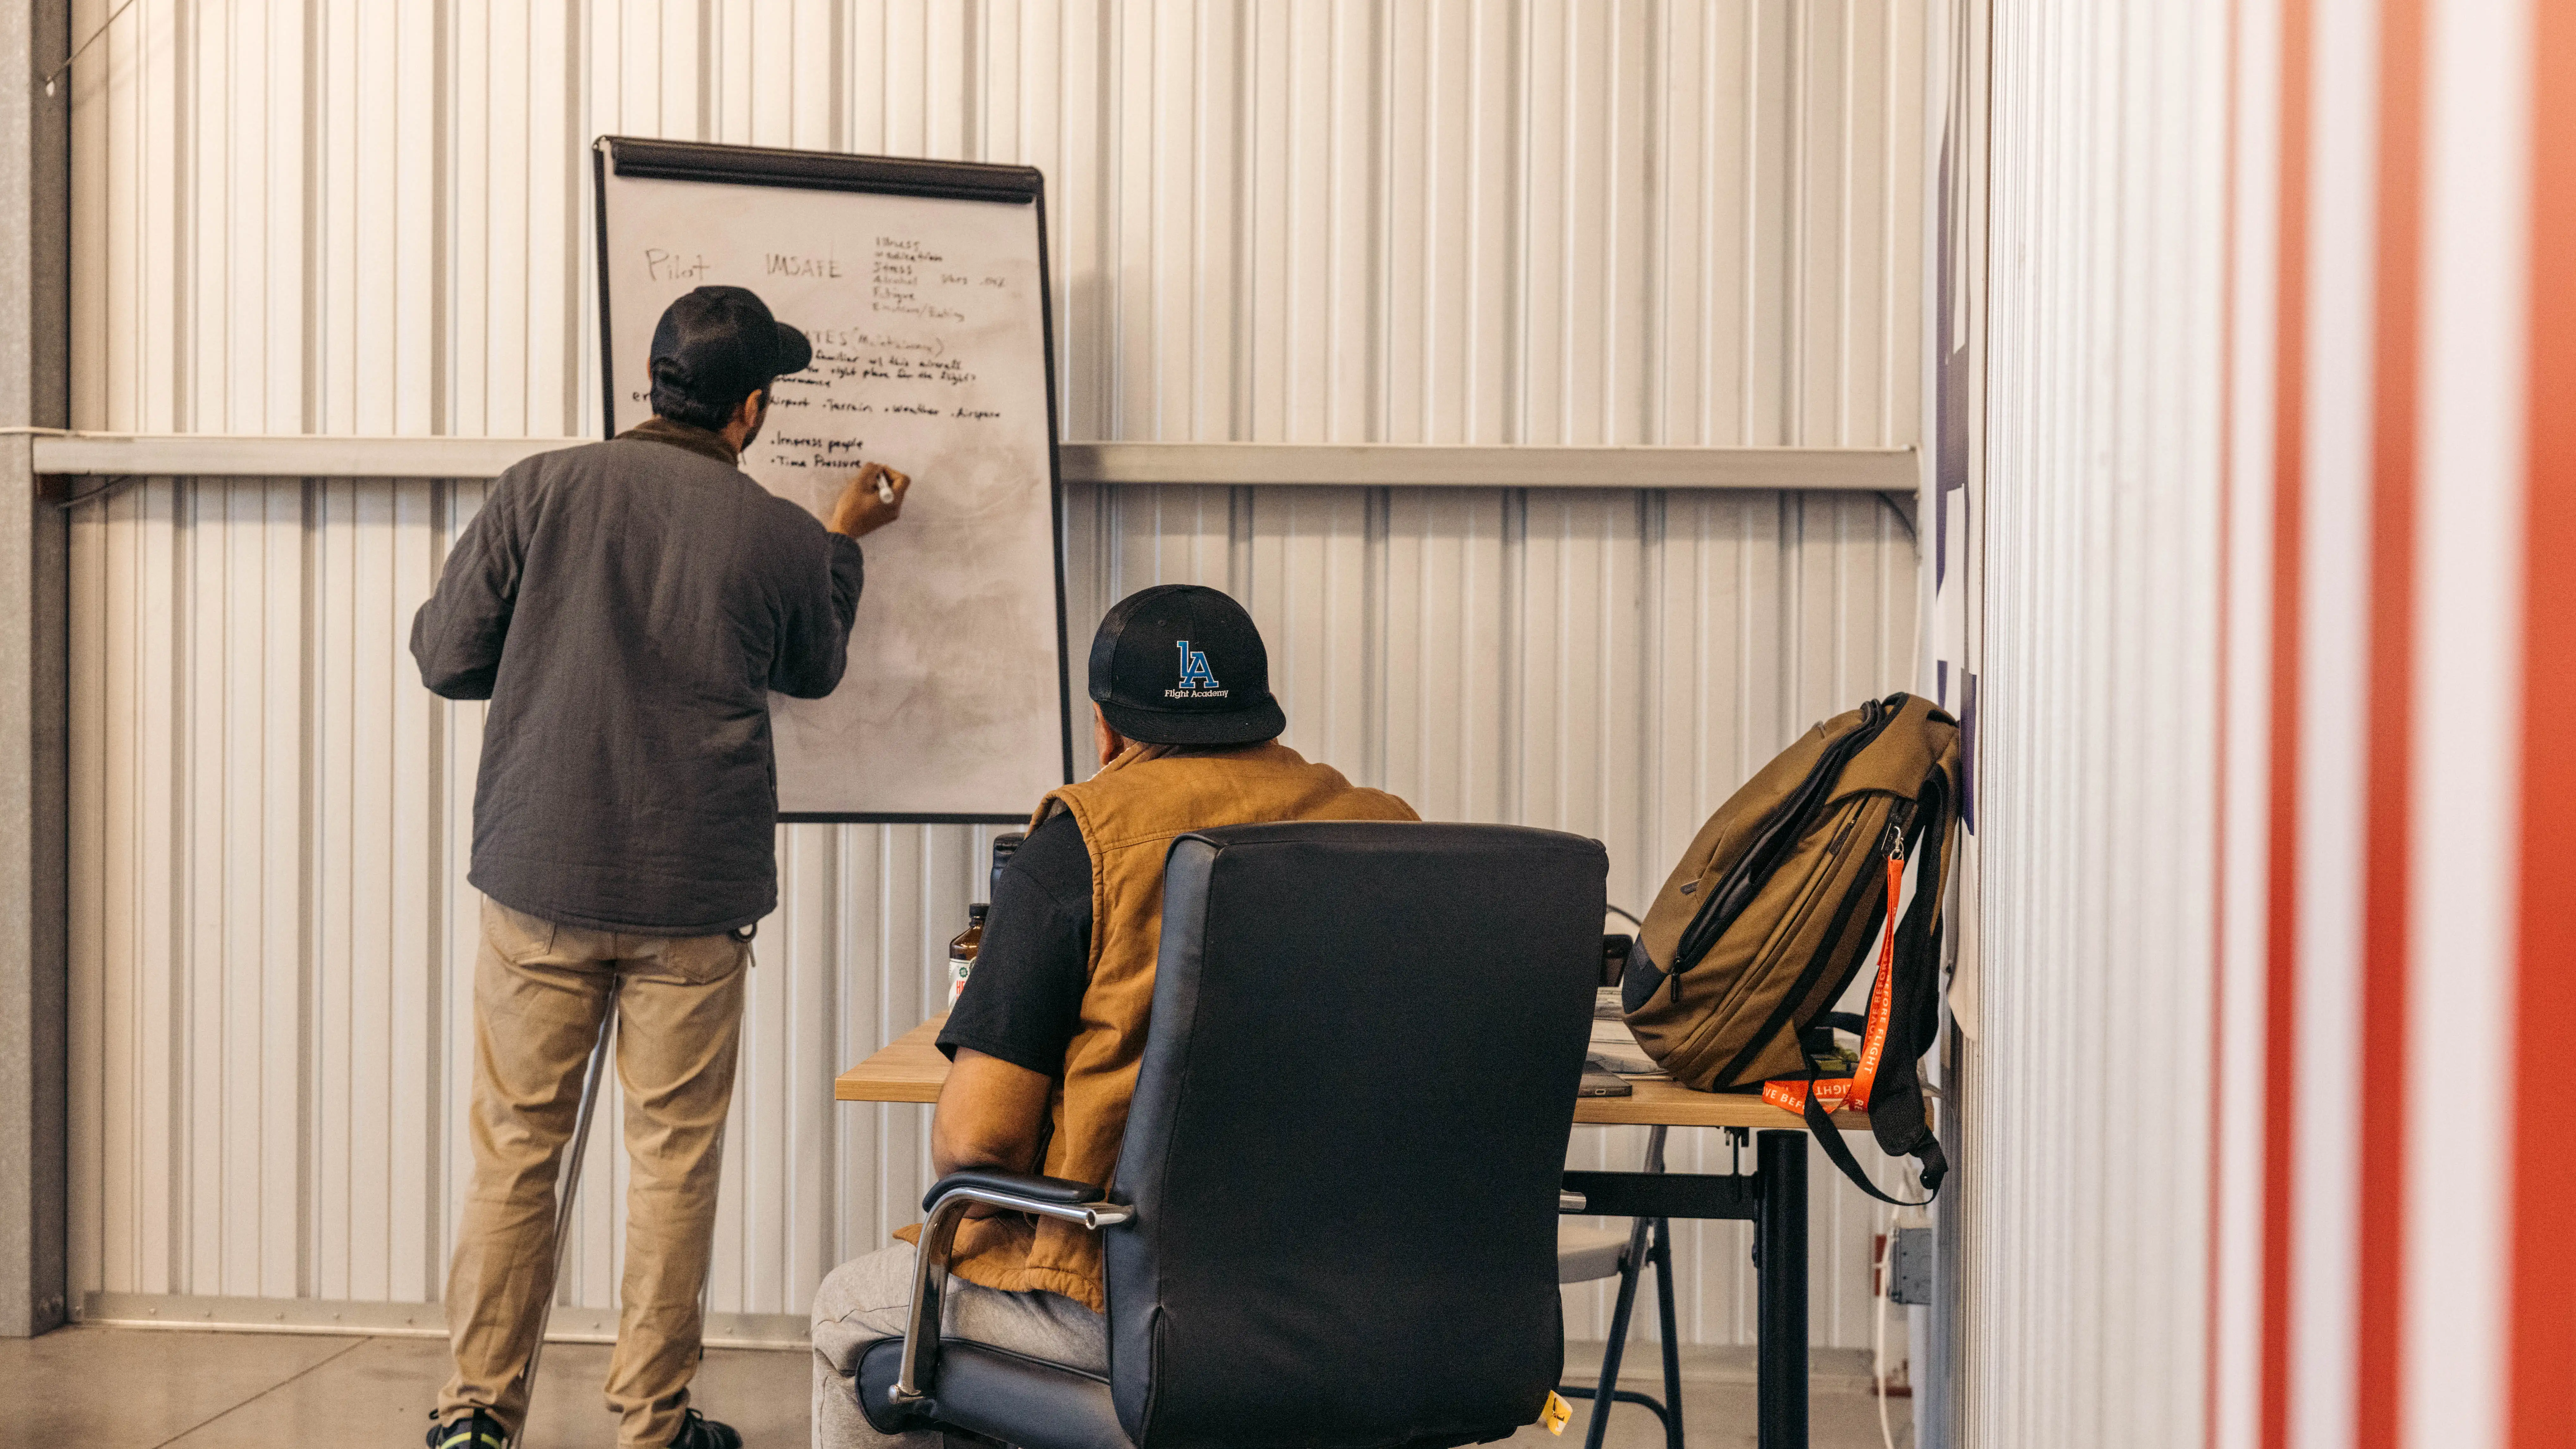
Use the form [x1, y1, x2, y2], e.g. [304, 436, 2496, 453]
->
[596, 140, 1071, 820]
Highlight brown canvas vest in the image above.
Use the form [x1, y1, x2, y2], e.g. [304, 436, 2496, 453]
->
[937, 742, 1416, 1310]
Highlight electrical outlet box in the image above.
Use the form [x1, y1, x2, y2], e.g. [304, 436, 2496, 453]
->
[1888, 1225, 1934, 1305]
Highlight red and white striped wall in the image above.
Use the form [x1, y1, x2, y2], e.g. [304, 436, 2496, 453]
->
[1970, 0, 2572, 1444]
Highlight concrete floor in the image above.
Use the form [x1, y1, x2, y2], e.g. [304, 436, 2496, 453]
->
[6, 1325, 1911, 1448]
[1514, 1344, 1913, 1449]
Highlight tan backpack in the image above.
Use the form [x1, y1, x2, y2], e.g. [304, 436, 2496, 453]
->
[1622, 692, 1962, 1200]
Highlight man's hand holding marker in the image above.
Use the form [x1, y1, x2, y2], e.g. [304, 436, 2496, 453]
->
[830, 460, 912, 538]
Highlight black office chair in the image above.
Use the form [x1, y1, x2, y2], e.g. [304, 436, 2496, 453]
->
[856, 820, 1608, 1449]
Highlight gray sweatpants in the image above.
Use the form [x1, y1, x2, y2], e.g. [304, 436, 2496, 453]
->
[810, 1241, 1107, 1449]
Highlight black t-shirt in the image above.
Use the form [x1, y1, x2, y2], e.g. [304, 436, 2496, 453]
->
[937, 809, 1094, 1075]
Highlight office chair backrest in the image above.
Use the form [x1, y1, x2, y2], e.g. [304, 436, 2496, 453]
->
[1106, 821, 1606, 1449]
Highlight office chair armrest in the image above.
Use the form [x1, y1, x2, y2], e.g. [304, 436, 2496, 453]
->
[918, 1168, 1119, 1215]
[887, 1174, 1134, 1412]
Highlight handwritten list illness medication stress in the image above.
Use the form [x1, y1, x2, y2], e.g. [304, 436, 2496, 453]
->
[601, 169, 1064, 819]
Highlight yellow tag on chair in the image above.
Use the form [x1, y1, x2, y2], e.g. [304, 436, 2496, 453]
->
[1542, 1390, 1573, 1434]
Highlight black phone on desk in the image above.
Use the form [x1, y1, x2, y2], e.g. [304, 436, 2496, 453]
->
[1578, 1060, 1634, 1097]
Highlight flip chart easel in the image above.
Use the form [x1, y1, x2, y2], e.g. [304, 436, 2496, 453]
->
[593, 138, 1074, 822]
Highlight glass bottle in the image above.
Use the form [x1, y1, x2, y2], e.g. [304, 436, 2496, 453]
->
[946, 901, 987, 1010]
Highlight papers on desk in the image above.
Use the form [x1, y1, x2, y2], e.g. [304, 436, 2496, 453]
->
[1587, 988, 1666, 1078]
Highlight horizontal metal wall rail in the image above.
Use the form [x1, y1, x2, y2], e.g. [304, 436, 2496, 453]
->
[76, 1292, 808, 1350]
[28, 434, 1916, 491]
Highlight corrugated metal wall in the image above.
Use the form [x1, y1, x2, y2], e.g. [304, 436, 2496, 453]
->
[64, 0, 1929, 1350]
[1963, 0, 2228, 1441]
[1969, 1, 2567, 1444]
[71, 0, 1922, 449]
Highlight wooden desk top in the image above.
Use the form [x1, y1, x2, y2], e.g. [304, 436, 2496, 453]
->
[835, 1015, 1871, 1132]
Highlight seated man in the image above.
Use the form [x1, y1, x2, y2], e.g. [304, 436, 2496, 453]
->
[811, 584, 1417, 1448]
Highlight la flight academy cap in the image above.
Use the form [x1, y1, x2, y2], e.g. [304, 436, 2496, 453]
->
[1089, 584, 1287, 747]
[649, 285, 814, 401]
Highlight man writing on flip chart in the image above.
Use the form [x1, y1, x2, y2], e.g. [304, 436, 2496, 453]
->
[807, 584, 1419, 1449]
[411, 285, 912, 1449]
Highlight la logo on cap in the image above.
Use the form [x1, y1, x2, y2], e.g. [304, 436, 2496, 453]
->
[1170, 641, 1225, 699]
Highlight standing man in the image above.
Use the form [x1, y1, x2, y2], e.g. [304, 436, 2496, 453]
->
[412, 285, 912, 1449]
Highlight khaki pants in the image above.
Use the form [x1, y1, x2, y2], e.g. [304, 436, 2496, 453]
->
[437, 898, 750, 1449]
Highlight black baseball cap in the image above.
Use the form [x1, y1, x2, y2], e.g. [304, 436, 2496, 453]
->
[1088, 585, 1286, 746]
[648, 285, 813, 407]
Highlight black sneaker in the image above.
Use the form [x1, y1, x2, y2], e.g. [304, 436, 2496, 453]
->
[667, 1408, 742, 1449]
[426, 1412, 507, 1449]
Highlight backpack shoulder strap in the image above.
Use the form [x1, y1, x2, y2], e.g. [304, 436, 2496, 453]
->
[1798, 772, 1955, 1202]
[1866, 774, 1954, 1190]
[1803, 1071, 1935, 1206]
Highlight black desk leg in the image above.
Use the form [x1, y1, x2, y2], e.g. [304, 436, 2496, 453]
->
[1755, 1129, 1808, 1449]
